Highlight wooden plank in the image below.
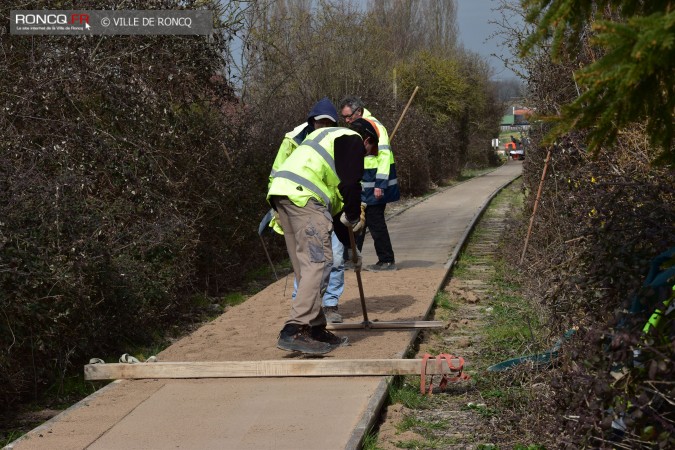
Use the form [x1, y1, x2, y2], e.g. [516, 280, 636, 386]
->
[326, 321, 444, 330]
[84, 358, 463, 381]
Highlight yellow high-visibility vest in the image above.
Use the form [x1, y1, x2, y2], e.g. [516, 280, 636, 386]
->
[267, 127, 361, 217]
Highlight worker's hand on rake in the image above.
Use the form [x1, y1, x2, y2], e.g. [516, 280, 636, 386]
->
[346, 247, 362, 271]
[340, 212, 364, 234]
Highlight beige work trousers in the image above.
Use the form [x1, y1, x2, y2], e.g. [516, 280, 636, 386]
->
[273, 197, 333, 327]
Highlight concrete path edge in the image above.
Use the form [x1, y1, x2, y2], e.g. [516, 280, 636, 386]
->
[4, 380, 124, 449]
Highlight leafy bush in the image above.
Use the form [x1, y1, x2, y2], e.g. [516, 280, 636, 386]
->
[0, 0, 267, 411]
[516, 136, 674, 448]
[492, 1, 675, 446]
[507, 15, 674, 449]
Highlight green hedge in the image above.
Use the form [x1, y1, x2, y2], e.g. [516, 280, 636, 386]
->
[0, 1, 272, 411]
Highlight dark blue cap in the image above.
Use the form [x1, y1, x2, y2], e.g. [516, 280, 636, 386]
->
[307, 97, 338, 124]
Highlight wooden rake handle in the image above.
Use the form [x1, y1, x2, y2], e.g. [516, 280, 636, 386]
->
[347, 225, 369, 326]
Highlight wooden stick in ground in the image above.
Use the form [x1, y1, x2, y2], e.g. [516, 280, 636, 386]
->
[520, 148, 552, 264]
[259, 235, 278, 280]
[348, 225, 370, 326]
[389, 85, 419, 142]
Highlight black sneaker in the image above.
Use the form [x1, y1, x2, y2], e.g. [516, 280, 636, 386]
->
[277, 324, 335, 355]
[323, 306, 343, 323]
[311, 326, 349, 347]
[365, 261, 397, 272]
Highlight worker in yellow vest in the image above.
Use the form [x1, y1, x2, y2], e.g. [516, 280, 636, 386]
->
[267, 115, 379, 354]
[340, 96, 400, 271]
[266, 98, 352, 323]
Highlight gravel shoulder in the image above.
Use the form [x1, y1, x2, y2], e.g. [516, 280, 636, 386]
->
[371, 177, 548, 450]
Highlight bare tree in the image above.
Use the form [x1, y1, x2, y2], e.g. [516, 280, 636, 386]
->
[420, 0, 458, 55]
[368, 0, 457, 59]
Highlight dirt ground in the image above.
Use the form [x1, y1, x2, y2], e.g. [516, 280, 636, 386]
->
[371, 267, 495, 450]
[159, 266, 448, 363]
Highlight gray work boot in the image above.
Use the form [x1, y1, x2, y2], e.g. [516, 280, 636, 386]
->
[323, 306, 343, 323]
[276, 324, 336, 355]
[365, 261, 397, 272]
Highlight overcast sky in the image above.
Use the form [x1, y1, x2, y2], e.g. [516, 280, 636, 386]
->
[455, 0, 522, 80]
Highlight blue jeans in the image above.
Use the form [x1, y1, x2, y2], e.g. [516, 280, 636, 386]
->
[293, 232, 344, 307]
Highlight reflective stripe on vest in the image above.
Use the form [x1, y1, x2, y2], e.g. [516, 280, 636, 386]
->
[362, 179, 398, 188]
[290, 122, 310, 145]
[274, 170, 332, 212]
[301, 128, 336, 173]
[362, 110, 391, 154]
[274, 127, 336, 211]
[269, 123, 310, 180]
[268, 127, 359, 215]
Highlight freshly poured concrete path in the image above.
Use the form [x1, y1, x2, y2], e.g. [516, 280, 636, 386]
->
[9, 162, 522, 450]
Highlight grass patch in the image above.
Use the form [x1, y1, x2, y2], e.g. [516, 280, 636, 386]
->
[480, 264, 546, 361]
[433, 291, 457, 312]
[397, 415, 448, 434]
[129, 343, 169, 361]
[42, 374, 99, 409]
[1, 430, 24, 448]
[361, 429, 382, 450]
[481, 388, 505, 399]
[370, 179, 543, 449]
[481, 381, 533, 411]
[451, 256, 479, 278]
[437, 166, 498, 189]
[221, 292, 247, 307]
[458, 167, 496, 182]
[462, 402, 498, 418]
[467, 184, 551, 445]
[395, 437, 458, 449]
[488, 180, 524, 214]
[245, 265, 270, 280]
[450, 180, 548, 445]
[387, 377, 428, 410]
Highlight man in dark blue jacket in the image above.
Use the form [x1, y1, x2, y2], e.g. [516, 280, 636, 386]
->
[340, 96, 400, 271]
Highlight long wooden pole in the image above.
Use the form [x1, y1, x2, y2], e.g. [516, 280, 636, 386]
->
[84, 358, 465, 380]
[389, 86, 419, 141]
[520, 148, 552, 265]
